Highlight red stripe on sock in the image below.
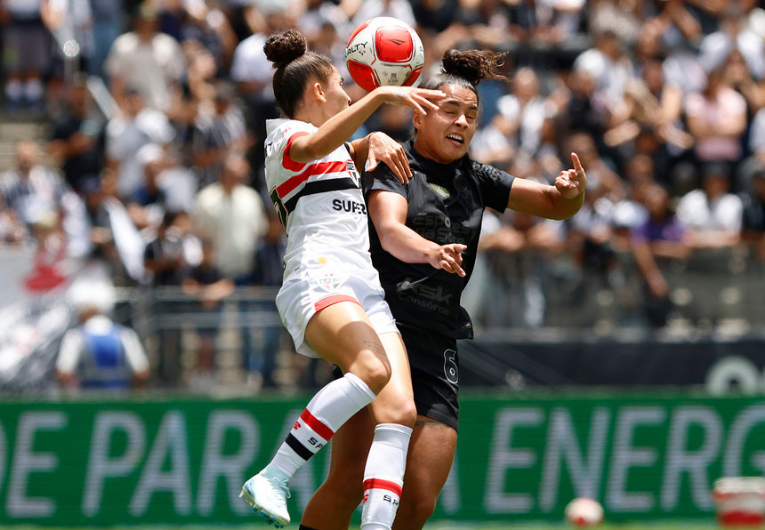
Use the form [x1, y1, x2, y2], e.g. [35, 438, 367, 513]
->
[299, 408, 335, 441]
[363, 478, 402, 497]
[314, 294, 359, 312]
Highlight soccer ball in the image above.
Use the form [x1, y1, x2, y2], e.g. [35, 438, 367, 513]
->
[564, 498, 604, 527]
[345, 17, 425, 92]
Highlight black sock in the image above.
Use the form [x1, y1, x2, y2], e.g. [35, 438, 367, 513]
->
[298, 526, 319, 530]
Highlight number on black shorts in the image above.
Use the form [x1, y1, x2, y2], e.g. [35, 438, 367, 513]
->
[444, 349, 458, 384]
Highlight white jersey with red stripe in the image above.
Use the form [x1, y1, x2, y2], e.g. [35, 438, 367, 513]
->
[264, 118, 397, 357]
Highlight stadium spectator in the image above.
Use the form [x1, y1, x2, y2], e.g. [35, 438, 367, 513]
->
[453, 0, 513, 51]
[0, 141, 69, 234]
[230, 5, 290, 186]
[698, 3, 765, 82]
[410, 0, 459, 35]
[248, 209, 287, 390]
[723, 49, 765, 113]
[587, 0, 642, 46]
[190, 81, 251, 189]
[573, 30, 633, 110]
[685, 68, 748, 166]
[131, 144, 197, 216]
[181, 40, 218, 104]
[1, 0, 50, 112]
[740, 166, 765, 261]
[676, 162, 743, 250]
[143, 210, 198, 384]
[56, 284, 150, 391]
[193, 155, 266, 282]
[181, 238, 234, 388]
[349, 0, 416, 30]
[89, 0, 125, 78]
[144, 210, 196, 287]
[480, 206, 567, 329]
[105, 2, 185, 112]
[493, 67, 554, 157]
[178, 3, 238, 73]
[194, 155, 266, 376]
[564, 69, 607, 138]
[55, 317, 148, 389]
[296, 0, 350, 48]
[631, 183, 689, 327]
[48, 76, 105, 194]
[105, 88, 176, 199]
[80, 175, 123, 275]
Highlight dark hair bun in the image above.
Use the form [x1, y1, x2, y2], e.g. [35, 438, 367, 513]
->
[264, 29, 307, 69]
[441, 49, 506, 86]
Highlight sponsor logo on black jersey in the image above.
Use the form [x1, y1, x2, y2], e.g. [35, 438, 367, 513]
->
[428, 183, 450, 199]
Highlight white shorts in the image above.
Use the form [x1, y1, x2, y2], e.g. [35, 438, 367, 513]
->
[276, 261, 398, 358]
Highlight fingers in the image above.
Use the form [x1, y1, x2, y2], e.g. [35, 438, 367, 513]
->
[440, 258, 466, 277]
[367, 152, 378, 172]
[389, 156, 410, 184]
[571, 152, 584, 174]
[413, 93, 442, 112]
[416, 88, 446, 101]
[438, 244, 466, 276]
[400, 88, 444, 115]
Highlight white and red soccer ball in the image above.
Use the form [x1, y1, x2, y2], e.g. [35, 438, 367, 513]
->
[565, 497, 604, 527]
[345, 17, 425, 92]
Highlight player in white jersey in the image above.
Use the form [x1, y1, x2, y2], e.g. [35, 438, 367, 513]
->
[264, 117, 395, 357]
[239, 29, 447, 530]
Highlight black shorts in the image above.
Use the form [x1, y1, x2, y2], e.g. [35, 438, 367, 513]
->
[399, 324, 460, 432]
[330, 324, 461, 431]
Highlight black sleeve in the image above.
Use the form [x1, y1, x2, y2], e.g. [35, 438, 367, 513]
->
[361, 164, 408, 200]
[471, 160, 515, 213]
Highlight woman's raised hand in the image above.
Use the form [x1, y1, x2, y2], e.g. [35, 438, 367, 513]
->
[555, 152, 587, 199]
[376, 86, 446, 115]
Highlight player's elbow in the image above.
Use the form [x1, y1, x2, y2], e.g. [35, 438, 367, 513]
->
[376, 224, 399, 254]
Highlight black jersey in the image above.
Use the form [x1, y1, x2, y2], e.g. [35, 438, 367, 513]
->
[363, 140, 515, 338]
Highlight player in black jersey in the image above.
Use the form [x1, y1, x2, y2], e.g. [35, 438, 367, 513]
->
[298, 49, 587, 530]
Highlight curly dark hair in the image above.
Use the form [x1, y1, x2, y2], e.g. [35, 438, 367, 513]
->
[421, 49, 507, 102]
[264, 29, 334, 118]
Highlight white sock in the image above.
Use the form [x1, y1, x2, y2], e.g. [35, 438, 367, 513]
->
[24, 79, 44, 102]
[271, 372, 375, 478]
[361, 423, 413, 530]
[5, 80, 22, 101]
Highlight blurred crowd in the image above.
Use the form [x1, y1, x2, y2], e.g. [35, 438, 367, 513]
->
[2, 0, 765, 389]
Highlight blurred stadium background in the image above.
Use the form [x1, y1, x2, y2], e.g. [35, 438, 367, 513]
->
[1, 0, 765, 528]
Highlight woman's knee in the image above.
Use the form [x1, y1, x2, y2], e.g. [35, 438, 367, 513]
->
[348, 351, 391, 394]
[375, 396, 418, 428]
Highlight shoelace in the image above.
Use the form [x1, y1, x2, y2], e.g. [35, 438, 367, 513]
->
[270, 477, 291, 505]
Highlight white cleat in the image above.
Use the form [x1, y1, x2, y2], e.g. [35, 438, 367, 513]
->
[240, 472, 291, 528]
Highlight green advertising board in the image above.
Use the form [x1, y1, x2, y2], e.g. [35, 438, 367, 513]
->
[0, 391, 763, 525]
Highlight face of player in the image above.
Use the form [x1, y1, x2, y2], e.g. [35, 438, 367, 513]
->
[322, 66, 352, 119]
[413, 83, 478, 164]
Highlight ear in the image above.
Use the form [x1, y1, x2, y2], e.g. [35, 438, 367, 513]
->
[412, 109, 424, 130]
[312, 81, 326, 104]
